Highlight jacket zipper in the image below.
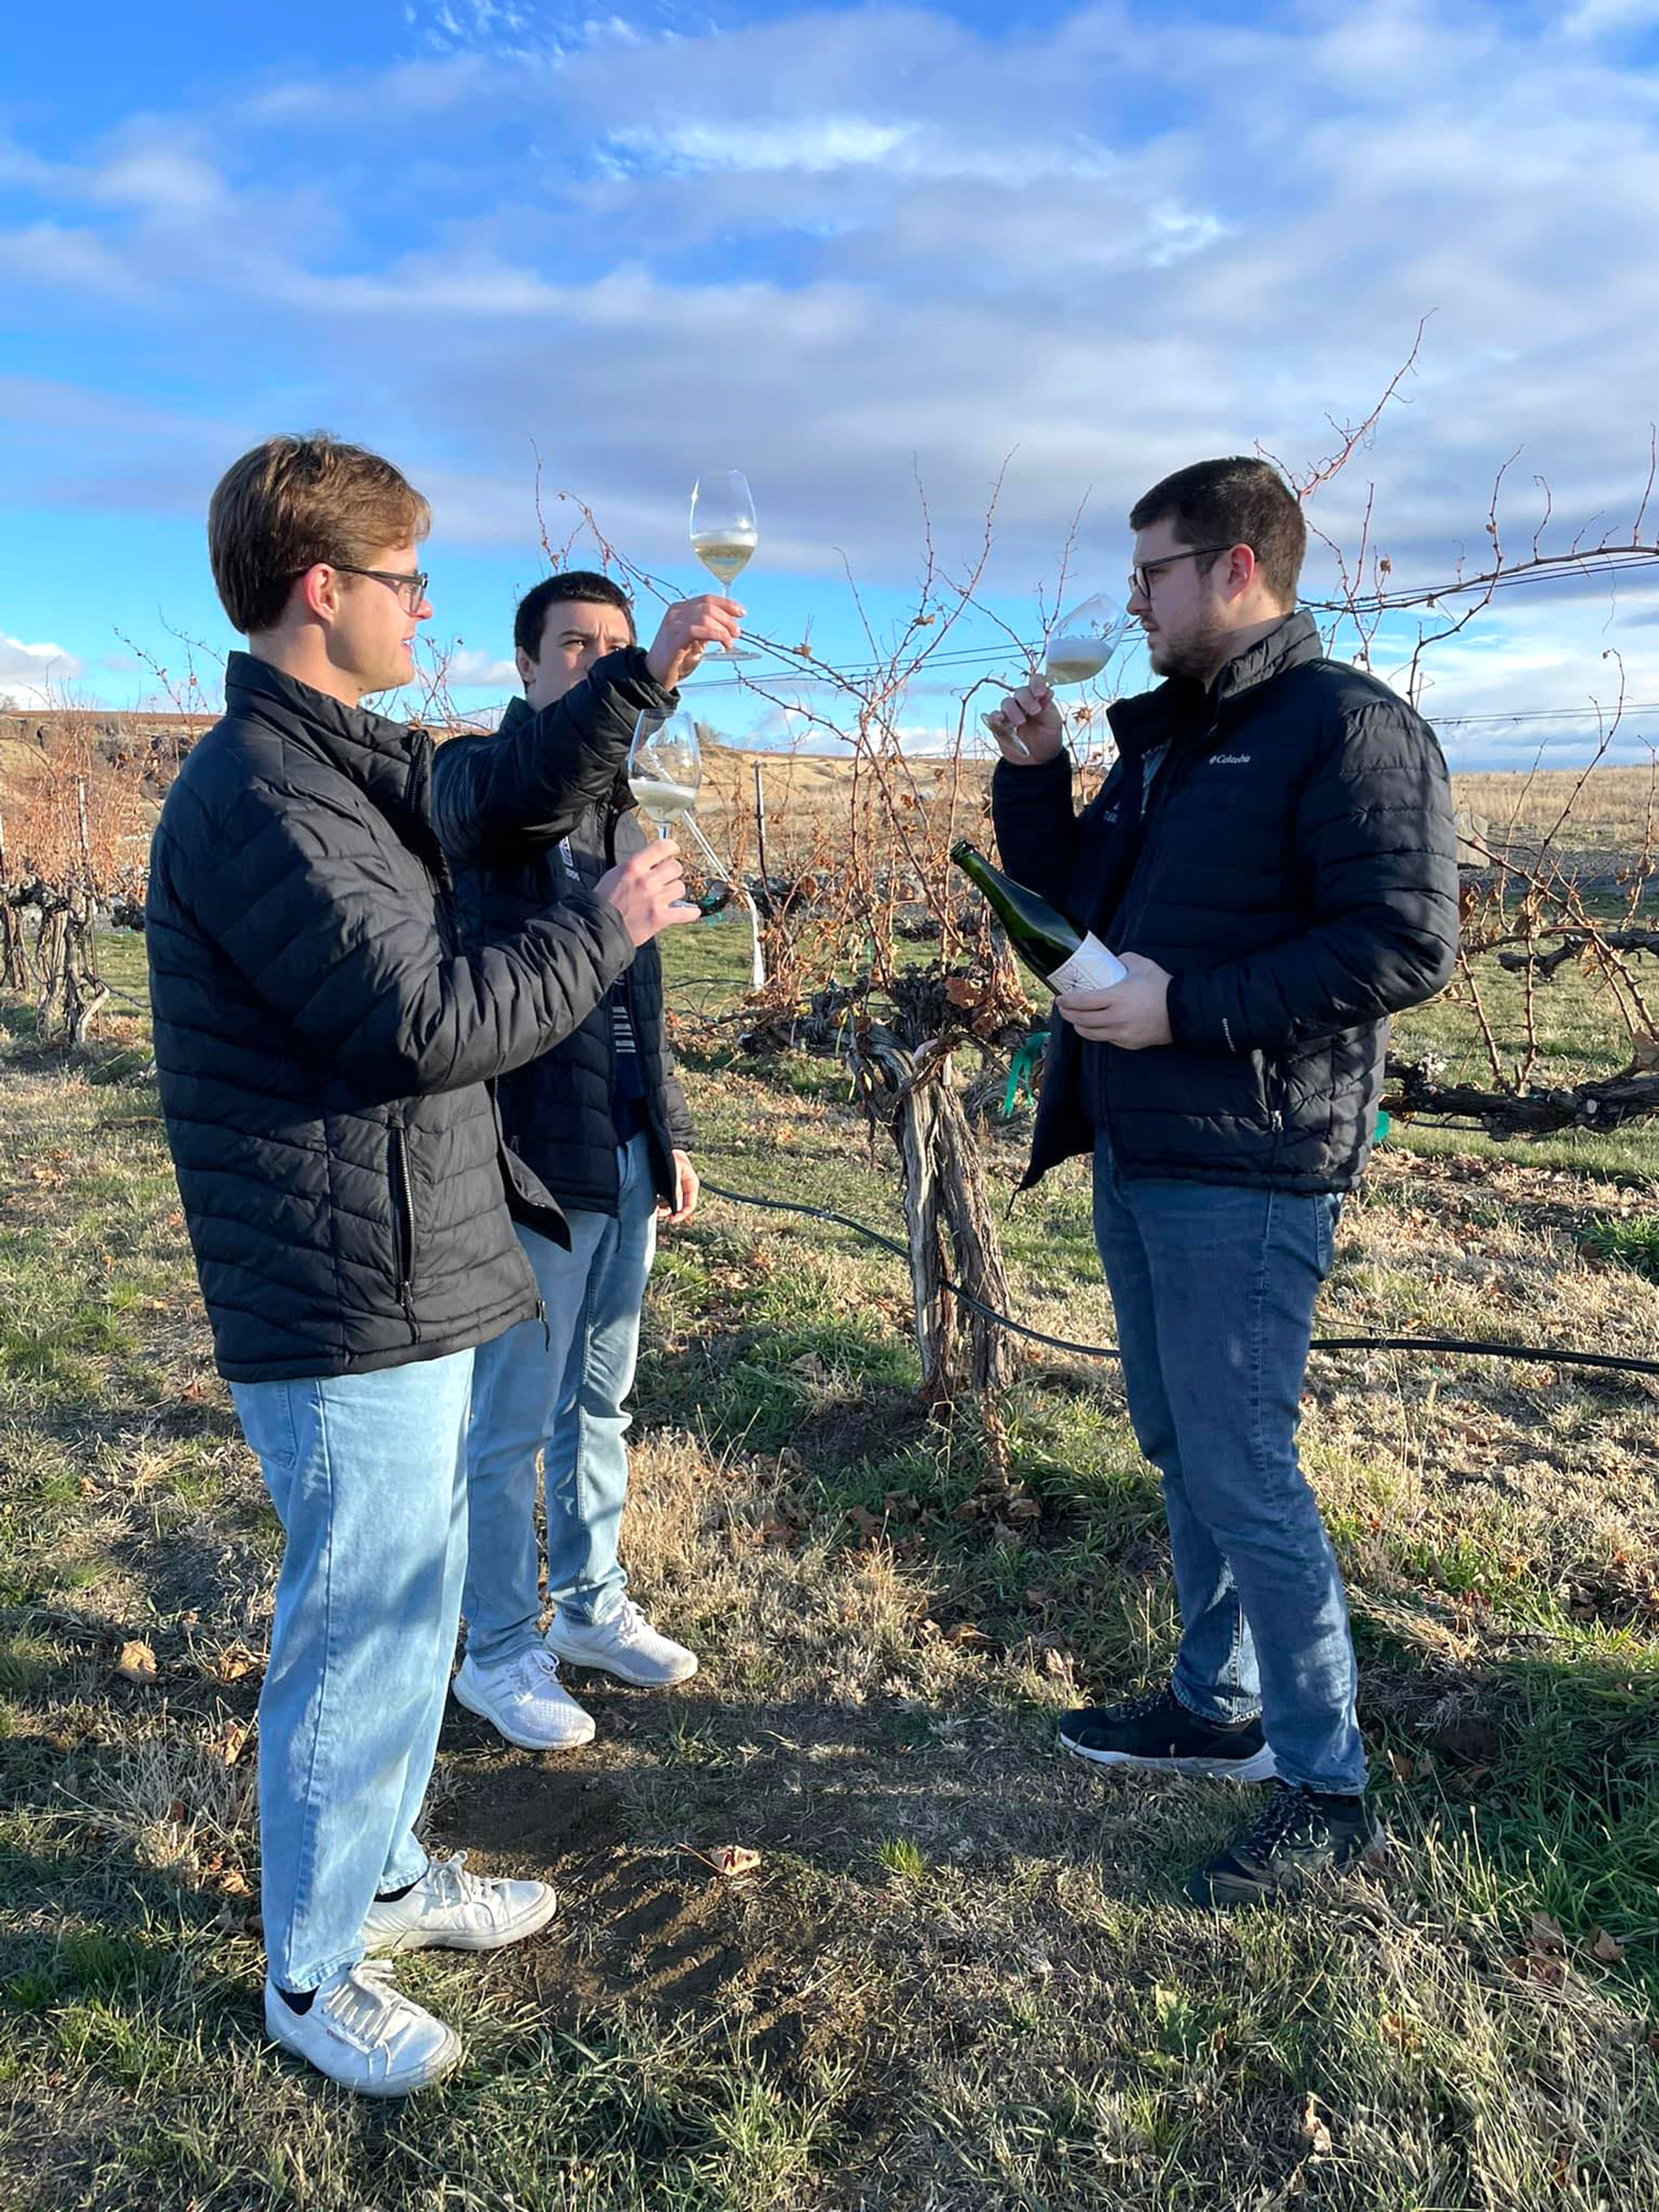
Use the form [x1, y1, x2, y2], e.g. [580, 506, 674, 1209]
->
[1097, 730, 1211, 1159]
[388, 1118, 421, 1339]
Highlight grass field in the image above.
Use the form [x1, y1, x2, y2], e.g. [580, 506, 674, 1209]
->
[3, 920, 1659, 2210]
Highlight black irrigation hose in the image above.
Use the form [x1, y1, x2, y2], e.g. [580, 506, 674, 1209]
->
[698, 1177, 1659, 1381]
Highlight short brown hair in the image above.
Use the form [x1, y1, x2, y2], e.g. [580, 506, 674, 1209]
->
[1129, 456, 1305, 607]
[208, 432, 431, 635]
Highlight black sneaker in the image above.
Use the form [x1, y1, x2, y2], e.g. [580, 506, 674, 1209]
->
[1057, 1685, 1277, 1782]
[1184, 1781, 1387, 1909]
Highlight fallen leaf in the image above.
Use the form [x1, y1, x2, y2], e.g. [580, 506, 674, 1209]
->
[1528, 1911, 1566, 1956]
[1386, 1749, 1417, 1784]
[218, 1867, 251, 1898]
[212, 1720, 252, 1766]
[1592, 1926, 1627, 1964]
[114, 1639, 159, 1685]
[709, 1845, 761, 1878]
[1379, 2012, 1421, 2052]
[1298, 2095, 1333, 2158]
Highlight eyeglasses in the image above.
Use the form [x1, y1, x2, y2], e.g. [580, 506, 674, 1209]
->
[324, 564, 430, 613]
[1128, 545, 1232, 600]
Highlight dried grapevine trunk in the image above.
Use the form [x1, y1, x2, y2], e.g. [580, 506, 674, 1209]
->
[853, 1029, 1014, 1408]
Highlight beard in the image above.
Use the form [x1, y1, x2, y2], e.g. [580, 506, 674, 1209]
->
[1146, 615, 1231, 685]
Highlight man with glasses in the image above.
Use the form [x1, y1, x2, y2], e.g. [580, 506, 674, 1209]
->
[987, 457, 1458, 1908]
[146, 433, 739, 2093]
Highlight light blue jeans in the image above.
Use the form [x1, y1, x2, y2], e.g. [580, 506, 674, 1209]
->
[230, 1350, 473, 1992]
[463, 1134, 658, 1668]
[1092, 1136, 1365, 1793]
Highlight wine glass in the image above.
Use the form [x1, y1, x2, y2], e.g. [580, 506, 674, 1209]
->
[986, 590, 1132, 758]
[690, 470, 758, 661]
[628, 706, 702, 836]
[1044, 592, 1132, 687]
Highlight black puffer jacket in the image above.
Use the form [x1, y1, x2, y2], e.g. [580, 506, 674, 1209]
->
[991, 612, 1459, 1195]
[439, 692, 693, 1216]
[146, 648, 671, 1383]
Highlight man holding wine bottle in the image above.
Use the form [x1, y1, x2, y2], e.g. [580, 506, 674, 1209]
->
[985, 457, 1458, 1909]
[444, 572, 719, 1755]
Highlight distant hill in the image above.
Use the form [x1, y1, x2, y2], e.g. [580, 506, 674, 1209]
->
[3, 709, 1651, 875]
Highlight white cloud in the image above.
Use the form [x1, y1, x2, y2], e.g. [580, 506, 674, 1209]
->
[5, 2, 1659, 758]
[438, 647, 520, 687]
[89, 148, 225, 219]
[1560, 0, 1656, 36]
[0, 634, 83, 708]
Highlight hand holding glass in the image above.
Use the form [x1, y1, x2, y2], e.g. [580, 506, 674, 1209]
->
[985, 591, 1132, 757]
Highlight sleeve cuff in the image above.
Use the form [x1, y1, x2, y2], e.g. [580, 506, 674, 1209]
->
[990, 748, 1072, 800]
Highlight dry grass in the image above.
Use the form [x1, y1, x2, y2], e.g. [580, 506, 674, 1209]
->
[1449, 765, 1659, 855]
[3, 935, 1659, 2209]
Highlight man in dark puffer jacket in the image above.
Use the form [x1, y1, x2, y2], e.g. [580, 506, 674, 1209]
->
[987, 457, 1457, 1911]
[146, 433, 740, 2095]
[442, 574, 703, 1752]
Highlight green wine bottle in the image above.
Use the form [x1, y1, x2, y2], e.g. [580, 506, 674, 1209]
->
[951, 841, 1126, 993]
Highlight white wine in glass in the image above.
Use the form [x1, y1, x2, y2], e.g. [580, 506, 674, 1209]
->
[628, 706, 702, 832]
[982, 590, 1132, 758]
[1045, 593, 1131, 687]
[690, 470, 757, 660]
[628, 708, 702, 927]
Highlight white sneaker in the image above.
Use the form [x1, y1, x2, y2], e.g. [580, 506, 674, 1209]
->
[263, 1961, 461, 2097]
[451, 1646, 596, 1751]
[545, 1600, 699, 1688]
[362, 1851, 558, 1956]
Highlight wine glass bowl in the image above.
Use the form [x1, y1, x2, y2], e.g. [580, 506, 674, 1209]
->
[628, 707, 702, 838]
[1044, 593, 1131, 688]
[690, 470, 758, 661]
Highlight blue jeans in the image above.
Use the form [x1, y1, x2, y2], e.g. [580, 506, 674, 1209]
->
[229, 1351, 473, 1992]
[463, 1134, 658, 1667]
[1092, 1137, 1365, 1793]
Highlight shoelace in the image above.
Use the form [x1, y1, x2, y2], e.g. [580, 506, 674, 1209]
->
[1237, 1785, 1312, 1863]
[324, 1959, 406, 2045]
[1104, 1686, 1183, 1724]
[513, 1647, 567, 1694]
[420, 1851, 487, 1913]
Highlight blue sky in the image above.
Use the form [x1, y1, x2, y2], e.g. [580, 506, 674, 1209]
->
[3, 0, 1659, 765]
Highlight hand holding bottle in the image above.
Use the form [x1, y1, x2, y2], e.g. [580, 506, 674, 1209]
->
[1056, 953, 1174, 1050]
[984, 677, 1064, 766]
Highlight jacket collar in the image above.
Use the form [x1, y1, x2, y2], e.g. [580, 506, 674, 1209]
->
[226, 650, 445, 869]
[228, 650, 423, 804]
[1105, 608, 1322, 758]
[1210, 607, 1322, 712]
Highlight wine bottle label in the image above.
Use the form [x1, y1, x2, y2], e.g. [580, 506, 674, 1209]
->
[1043, 933, 1127, 993]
